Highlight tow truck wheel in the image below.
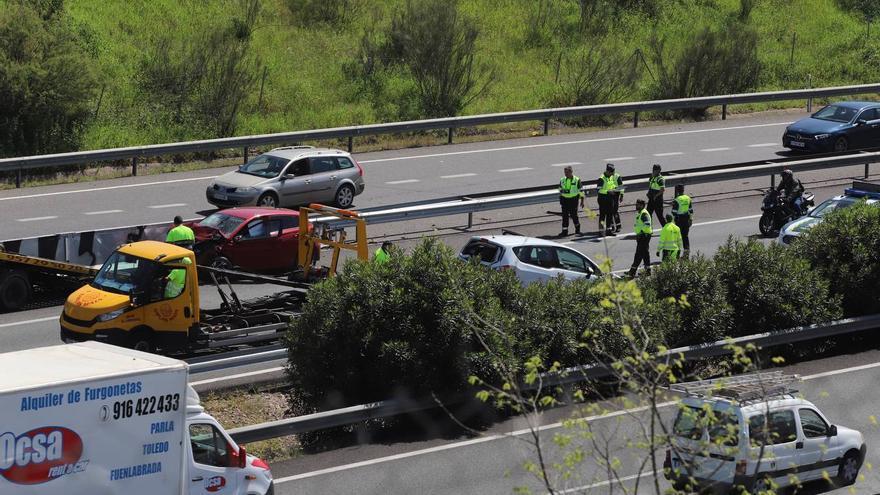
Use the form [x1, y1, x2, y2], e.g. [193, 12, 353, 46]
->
[129, 329, 155, 354]
[0, 270, 31, 311]
[211, 256, 233, 270]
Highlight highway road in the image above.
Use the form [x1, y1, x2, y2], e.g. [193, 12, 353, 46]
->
[269, 350, 880, 494]
[0, 110, 817, 240]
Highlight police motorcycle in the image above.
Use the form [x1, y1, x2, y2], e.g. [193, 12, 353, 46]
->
[759, 189, 815, 236]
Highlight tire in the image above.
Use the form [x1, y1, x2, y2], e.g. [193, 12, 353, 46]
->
[0, 270, 32, 311]
[256, 192, 279, 208]
[838, 450, 861, 486]
[758, 212, 775, 236]
[335, 184, 355, 209]
[129, 329, 155, 354]
[834, 137, 849, 152]
[752, 475, 771, 493]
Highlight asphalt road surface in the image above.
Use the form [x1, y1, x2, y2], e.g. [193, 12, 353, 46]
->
[269, 351, 880, 494]
[0, 110, 811, 240]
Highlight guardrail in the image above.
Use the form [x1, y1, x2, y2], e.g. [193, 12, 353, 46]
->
[2, 83, 879, 187]
[227, 313, 880, 443]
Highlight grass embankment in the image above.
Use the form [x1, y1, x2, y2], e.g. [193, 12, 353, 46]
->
[201, 388, 300, 463]
[62, 0, 877, 149]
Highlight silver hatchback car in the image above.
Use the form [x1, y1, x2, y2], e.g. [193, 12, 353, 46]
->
[206, 146, 365, 209]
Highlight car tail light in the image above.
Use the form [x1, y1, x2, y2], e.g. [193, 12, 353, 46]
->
[735, 460, 747, 475]
[354, 159, 364, 177]
[251, 456, 270, 470]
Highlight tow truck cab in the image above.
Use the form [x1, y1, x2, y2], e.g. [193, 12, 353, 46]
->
[61, 241, 200, 353]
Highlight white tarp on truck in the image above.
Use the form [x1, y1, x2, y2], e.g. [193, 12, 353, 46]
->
[0, 342, 187, 494]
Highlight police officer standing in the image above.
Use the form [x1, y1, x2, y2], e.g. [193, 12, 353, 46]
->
[647, 164, 666, 226]
[597, 163, 620, 236]
[657, 214, 683, 261]
[672, 184, 693, 255]
[166, 216, 195, 250]
[558, 166, 584, 236]
[374, 241, 393, 264]
[628, 199, 652, 278]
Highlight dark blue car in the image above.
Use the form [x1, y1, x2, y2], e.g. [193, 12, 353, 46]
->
[782, 101, 880, 152]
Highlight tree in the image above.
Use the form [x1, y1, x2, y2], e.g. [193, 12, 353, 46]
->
[138, 0, 261, 139]
[0, 2, 98, 156]
[385, 0, 494, 118]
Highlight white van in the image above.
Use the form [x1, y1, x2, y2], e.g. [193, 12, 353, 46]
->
[0, 342, 274, 495]
[664, 372, 866, 493]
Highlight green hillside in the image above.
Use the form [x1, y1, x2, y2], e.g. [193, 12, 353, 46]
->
[2, 0, 878, 155]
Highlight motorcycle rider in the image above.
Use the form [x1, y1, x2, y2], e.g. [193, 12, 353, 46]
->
[776, 169, 805, 215]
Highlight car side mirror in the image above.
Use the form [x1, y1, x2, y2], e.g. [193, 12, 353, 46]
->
[856, 119, 868, 126]
[237, 445, 247, 468]
[282, 174, 296, 181]
[828, 425, 838, 437]
[130, 290, 146, 307]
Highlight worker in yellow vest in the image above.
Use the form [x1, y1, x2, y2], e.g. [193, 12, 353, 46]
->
[166, 216, 195, 250]
[672, 184, 694, 256]
[657, 214, 683, 261]
[374, 241, 393, 264]
[646, 164, 666, 226]
[558, 165, 584, 236]
[628, 199, 653, 277]
[596, 163, 620, 236]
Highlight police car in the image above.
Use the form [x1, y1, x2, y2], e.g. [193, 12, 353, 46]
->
[665, 372, 866, 493]
[778, 181, 880, 245]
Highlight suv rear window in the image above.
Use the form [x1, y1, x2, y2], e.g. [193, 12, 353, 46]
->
[461, 240, 501, 262]
[337, 157, 355, 169]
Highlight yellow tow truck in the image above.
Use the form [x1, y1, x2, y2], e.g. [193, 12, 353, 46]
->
[60, 204, 371, 354]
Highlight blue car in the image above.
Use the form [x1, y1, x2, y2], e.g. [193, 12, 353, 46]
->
[782, 101, 880, 152]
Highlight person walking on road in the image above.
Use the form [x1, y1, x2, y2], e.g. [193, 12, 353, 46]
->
[166, 216, 195, 250]
[597, 163, 620, 236]
[628, 199, 653, 278]
[672, 184, 693, 256]
[374, 241, 393, 264]
[609, 164, 624, 233]
[558, 166, 584, 236]
[646, 164, 666, 226]
[657, 214, 683, 261]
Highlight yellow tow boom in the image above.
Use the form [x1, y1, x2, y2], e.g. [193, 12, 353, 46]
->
[297, 203, 369, 279]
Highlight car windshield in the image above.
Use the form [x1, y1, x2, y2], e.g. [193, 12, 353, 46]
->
[198, 212, 246, 236]
[812, 105, 857, 123]
[238, 154, 289, 178]
[809, 197, 859, 218]
[91, 252, 160, 295]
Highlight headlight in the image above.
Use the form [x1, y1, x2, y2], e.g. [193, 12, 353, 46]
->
[238, 187, 256, 194]
[97, 308, 125, 322]
[814, 134, 830, 140]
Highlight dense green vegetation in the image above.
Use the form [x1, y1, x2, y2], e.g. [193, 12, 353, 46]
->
[1, 0, 878, 156]
[284, 200, 880, 413]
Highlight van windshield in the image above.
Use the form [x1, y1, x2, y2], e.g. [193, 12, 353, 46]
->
[91, 252, 160, 295]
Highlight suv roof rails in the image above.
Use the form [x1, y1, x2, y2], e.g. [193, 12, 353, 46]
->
[671, 371, 801, 404]
[271, 145, 315, 151]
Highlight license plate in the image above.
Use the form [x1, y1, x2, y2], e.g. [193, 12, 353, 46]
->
[789, 141, 805, 148]
[215, 193, 227, 200]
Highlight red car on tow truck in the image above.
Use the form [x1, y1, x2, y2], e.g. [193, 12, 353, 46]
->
[191, 207, 311, 274]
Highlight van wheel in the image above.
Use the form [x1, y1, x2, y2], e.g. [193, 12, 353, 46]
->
[752, 476, 771, 493]
[335, 184, 355, 209]
[0, 270, 31, 311]
[838, 450, 861, 486]
[129, 330, 155, 354]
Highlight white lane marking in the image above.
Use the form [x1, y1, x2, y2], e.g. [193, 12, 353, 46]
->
[498, 167, 533, 173]
[551, 162, 583, 167]
[440, 173, 477, 179]
[276, 356, 880, 485]
[653, 152, 683, 157]
[749, 143, 778, 148]
[84, 209, 124, 216]
[0, 176, 213, 202]
[358, 122, 791, 164]
[16, 216, 58, 222]
[275, 401, 675, 484]
[603, 156, 635, 161]
[148, 203, 187, 209]
[560, 214, 762, 246]
[385, 179, 420, 185]
[191, 367, 285, 386]
[700, 147, 732, 152]
[558, 471, 655, 493]
[0, 316, 58, 329]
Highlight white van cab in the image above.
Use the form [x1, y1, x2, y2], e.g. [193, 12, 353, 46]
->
[664, 372, 866, 493]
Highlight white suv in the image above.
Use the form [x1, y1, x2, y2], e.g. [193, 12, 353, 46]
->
[458, 235, 601, 285]
[665, 373, 866, 493]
